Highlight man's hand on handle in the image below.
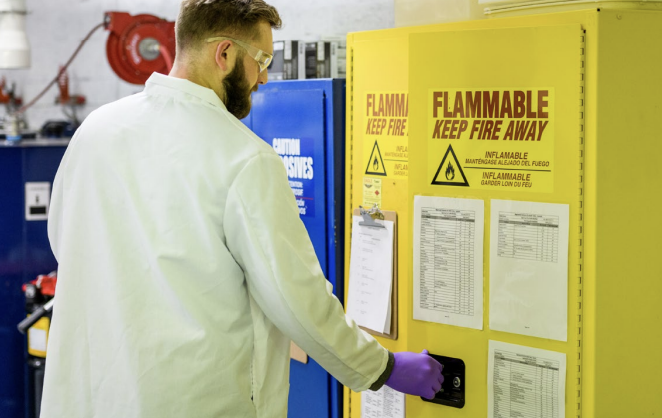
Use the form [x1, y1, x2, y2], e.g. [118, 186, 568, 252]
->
[384, 350, 444, 399]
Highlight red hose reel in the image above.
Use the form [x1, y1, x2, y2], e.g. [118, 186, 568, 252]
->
[104, 12, 176, 85]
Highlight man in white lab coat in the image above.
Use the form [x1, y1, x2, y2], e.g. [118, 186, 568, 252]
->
[42, 1, 443, 417]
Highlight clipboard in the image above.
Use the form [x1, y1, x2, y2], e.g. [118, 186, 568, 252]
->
[352, 206, 399, 340]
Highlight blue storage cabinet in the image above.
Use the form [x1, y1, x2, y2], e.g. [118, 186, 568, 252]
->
[0, 141, 68, 418]
[250, 79, 345, 418]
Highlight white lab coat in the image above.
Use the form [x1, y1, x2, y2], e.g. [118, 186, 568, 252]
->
[42, 73, 388, 418]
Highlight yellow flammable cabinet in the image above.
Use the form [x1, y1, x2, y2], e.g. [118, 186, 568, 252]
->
[345, 6, 662, 418]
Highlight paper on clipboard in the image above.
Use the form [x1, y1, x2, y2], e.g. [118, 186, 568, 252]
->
[346, 215, 394, 334]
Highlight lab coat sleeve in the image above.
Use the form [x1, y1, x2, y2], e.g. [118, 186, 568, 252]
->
[224, 152, 388, 392]
[48, 135, 77, 262]
[48, 166, 64, 262]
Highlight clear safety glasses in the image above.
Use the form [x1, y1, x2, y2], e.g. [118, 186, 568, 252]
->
[206, 36, 273, 73]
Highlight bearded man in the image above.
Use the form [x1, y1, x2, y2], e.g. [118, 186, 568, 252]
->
[42, 1, 443, 417]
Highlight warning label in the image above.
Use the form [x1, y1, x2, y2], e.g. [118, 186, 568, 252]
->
[363, 177, 382, 208]
[365, 141, 386, 176]
[363, 91, 409, 179]
[428, 88, 555, 192]
[431, 145, 469, 187]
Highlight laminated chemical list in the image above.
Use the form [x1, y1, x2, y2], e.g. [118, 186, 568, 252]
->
[489, 200, 569, 341]
[497, 211, 559, 263]
[488, 341, 566, 418]
[362, 385, 405, 418]
[413, 196, 484, 330]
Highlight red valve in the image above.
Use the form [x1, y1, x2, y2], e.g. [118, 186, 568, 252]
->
[0, 77, 10, 104]
[57, 66, 70, 103]
[55, 67, 86, 106]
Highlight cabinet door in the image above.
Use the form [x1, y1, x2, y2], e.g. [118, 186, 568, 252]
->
[251, 87, 333, 418]
[408, 24, 584, 418]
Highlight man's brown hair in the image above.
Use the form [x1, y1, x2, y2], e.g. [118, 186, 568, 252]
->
[176, 0, 282, 53]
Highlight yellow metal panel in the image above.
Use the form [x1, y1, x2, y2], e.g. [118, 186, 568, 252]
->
[590, 10, 662, 417]
[408, 24, 584, 418]
[344, 31, 412, 418]
[344, 22, 493, 416]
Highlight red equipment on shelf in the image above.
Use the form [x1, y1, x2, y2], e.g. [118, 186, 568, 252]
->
[56, 67, 86, 106]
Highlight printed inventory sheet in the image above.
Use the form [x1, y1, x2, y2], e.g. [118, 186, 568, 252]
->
[362, 385, 405, 418]
[413, 195, 484, 330]
[346, 215, 395, 334]
[489, 200, 569, 341]
[488, 341, 566, 418]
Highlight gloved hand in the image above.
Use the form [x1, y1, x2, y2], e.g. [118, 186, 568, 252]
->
[385, 349, 444, 399]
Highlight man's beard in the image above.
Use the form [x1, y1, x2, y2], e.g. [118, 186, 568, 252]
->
[223, 57, 255, 120]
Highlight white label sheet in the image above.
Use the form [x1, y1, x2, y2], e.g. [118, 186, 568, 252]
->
[489, 200, 569, 341]
[346, 215, 394, 334]
[25, 182, 51, 221]
[413, 195, 484, 329]
[362, 385, 405, 418]
[488, 340, 566, 418]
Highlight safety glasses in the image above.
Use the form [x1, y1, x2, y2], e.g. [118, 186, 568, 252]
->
[206, 36, 273, 73]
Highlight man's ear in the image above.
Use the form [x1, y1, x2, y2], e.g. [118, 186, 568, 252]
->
[214, 40, 234, 73]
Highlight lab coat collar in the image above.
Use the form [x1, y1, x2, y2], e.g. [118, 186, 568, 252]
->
[145, 72, 227, 110]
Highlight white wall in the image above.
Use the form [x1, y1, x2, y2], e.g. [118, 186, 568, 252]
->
[394, 0, 486, 27]
[272, 0, 394, 41]
[0, 0, 394, 130]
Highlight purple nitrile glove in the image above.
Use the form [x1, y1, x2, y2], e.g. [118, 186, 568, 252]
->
[385, 349, 444, 399]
